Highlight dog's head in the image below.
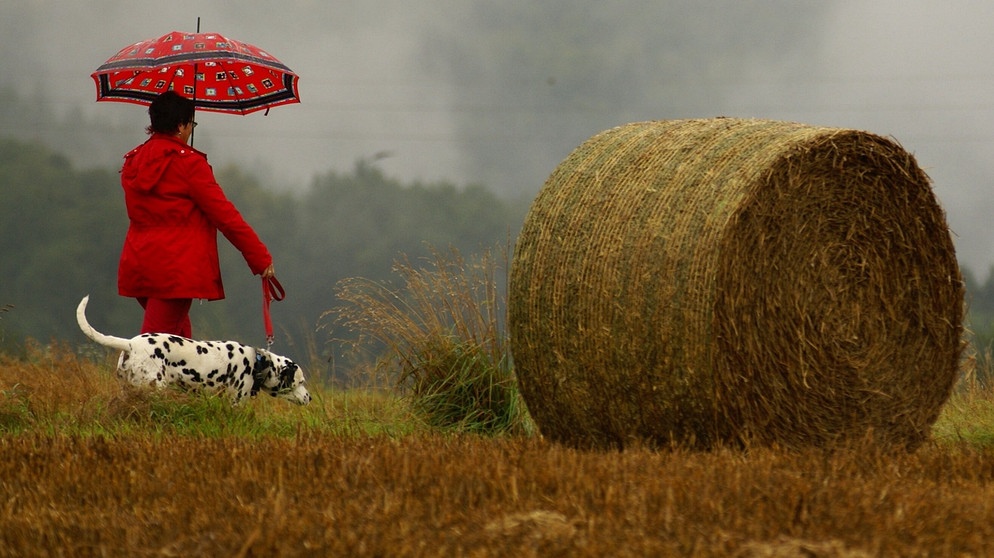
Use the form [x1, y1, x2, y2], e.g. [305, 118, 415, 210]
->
[252, 349, 311, 405]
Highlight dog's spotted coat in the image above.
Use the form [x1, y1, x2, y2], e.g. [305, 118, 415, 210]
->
[77, 296, 310, 405]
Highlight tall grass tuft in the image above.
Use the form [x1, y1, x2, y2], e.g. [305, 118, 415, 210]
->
[330, 245, 531, 435]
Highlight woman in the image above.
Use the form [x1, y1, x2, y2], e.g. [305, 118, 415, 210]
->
[118, 91, 275, 338]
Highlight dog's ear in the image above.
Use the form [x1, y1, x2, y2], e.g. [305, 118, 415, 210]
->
[277, 362, 299, 390]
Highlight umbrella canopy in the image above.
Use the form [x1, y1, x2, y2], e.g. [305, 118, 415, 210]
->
[91, 30, 300, 115]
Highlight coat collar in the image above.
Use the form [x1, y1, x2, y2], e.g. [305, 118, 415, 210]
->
[147, 133, 207, 157]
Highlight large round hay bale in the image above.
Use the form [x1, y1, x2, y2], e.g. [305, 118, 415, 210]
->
[508, 118, 964, 450]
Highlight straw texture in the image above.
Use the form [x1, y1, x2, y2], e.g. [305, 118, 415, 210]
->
[508, 118, 964, 449]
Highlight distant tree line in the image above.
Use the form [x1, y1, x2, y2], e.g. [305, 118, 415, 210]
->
[3, 136, 992, 379]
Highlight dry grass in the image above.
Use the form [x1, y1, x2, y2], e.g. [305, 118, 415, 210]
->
[3, 345, 994, 555]
[5, 426, 994, 556]
[331, 245, 530, 434]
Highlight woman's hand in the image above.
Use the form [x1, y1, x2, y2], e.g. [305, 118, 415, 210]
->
[261, 264, 276, 279]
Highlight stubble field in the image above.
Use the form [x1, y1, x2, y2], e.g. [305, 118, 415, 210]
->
[3, 345, 994, 557]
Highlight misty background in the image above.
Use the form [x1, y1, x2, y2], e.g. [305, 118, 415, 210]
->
[3, 1, 994, 361]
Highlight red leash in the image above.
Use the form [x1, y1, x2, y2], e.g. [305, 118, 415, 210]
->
[262, 276, 285, 347]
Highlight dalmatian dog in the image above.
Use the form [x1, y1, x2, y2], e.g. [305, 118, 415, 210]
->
[76, 296, 310, 405]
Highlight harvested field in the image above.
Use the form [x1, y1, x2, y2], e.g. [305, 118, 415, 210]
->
[6, 433, 994, 556]
[3, 347, 994, 556]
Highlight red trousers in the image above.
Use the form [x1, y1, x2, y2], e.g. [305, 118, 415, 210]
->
[137, 297, 192, 337]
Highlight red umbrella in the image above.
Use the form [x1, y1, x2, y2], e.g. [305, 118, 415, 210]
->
[91, 30, 300, 115]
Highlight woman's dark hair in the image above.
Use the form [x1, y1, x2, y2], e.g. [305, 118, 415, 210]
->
[146, 91, 196, 135]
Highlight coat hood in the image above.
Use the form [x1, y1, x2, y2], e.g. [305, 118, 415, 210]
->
[121, 134, 202, 192]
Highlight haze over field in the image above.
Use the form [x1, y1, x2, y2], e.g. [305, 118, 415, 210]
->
[4, 0, 994, 274]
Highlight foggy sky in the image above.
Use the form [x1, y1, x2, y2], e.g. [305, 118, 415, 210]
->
[4, 0, 994, 275]
[724, 1, 994, 278]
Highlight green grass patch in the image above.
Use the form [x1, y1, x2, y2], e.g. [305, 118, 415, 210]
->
[933, 390, 994, 446]
[0, 343, 421, 439]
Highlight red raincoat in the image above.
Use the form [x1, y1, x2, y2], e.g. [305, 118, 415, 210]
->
[118, 133, 272, 300]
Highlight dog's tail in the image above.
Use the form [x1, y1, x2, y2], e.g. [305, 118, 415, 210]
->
[76, 295, 131, 352]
